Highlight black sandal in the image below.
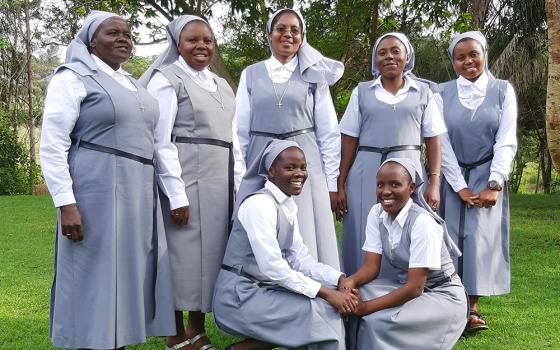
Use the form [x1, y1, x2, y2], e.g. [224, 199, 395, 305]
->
[465, 310, 489, 333]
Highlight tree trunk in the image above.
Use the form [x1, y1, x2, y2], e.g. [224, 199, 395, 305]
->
[545, 0, 560, 174]
[543, 148, 552, 193]
[462, 0, 488, 28]
[367, 0, 380, 74]
[24, 0, 35, 186]
[509, 151, 525, 193]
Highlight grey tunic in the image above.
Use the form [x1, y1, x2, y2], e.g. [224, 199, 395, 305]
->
[50, 64, 175, 349]
[244, 62, 340, 269]
[213, 189, 345, 350]
[157, 64, 235, 312]
[342, 80, 429, 275]
[439, 77, 511, 296]
[347, 204, 467, 350]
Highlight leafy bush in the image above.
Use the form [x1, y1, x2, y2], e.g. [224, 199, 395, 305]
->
[0, 114, 31, 195]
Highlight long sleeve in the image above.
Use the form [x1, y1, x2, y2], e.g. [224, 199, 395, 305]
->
[234, 69, 251, 161]
[440, 133, 469, 192]
[238, 193, 333, 298]
[40, 70, 86, 208]
[147, 72, 189, 209]
[231, 114, 246, 191]
[312, 83, 341, 191]
[286, 217, 343, 288]
[489, 83, 518, 185]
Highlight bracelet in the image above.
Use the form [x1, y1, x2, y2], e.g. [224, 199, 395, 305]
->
[429, 173, 440, 177]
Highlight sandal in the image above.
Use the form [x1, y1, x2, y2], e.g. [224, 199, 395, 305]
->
[465, 310, 489, 333]
[189, 332, 217, 350]
[165, 338, 191, 350]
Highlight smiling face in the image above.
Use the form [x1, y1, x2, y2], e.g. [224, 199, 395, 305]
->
[89, 17, 133, 70]
[269, 11, 303, 64]
[376, 162, 416, 220]
[268, 147, 308, 196]
[375, 36, 407, 79]
[177, 20, 215, 71]
[452, 38, 485, 82]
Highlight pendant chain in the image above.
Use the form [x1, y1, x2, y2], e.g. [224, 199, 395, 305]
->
[132, 91, 145, 112]
[272, 80, 290, 108]
[208, 85, 225, 110]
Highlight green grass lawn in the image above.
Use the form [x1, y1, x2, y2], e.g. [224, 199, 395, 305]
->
[0, 194, 559, 349]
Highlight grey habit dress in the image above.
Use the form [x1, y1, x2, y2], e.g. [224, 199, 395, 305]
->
[157, 62, 235, 311]
[347, 203, 468, 350]
[439, 77, 511, 296]
[213, 140, 345, 350]
[342, 32, 433, 276]
[241, 8, 344, 269]
[347, 157, 467, 350]
[48, 11, 174, 350]
[141, 15, 237, 312]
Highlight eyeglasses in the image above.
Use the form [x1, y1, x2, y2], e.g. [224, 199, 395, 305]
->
[273, 26, 301, 36]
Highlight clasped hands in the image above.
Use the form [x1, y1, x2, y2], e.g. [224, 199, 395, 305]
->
[458, 188, 499, 209]
[328, 276, 365, 316]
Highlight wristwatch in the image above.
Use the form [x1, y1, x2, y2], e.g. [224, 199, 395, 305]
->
[487, 180, 502, 191]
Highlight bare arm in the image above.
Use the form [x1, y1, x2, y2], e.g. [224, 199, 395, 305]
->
[424, 135, 441, 210]
[336, 134, 359, 220]
[339, 252, 382, 291]
[354, 268, 428, 316]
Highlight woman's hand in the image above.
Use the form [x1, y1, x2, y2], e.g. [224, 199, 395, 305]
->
[60, 204, 83, 242]
[458, 188, 478, 208]
[170, 206, 189, 228]
[335, 188, 348, 221]
[318, 286, 359, 314]
[476, 189, 499, 208]
[329, 192, 338, 213]
[349, 289, 367, 316]
[337, 275, 356, 293]
[424, 180, 440, 211]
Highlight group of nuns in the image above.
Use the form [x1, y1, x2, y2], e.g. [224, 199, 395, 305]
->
[40, 7, 517, 350]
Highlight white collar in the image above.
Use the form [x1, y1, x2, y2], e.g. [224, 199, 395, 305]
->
[369, 75, 418, 92]
[268, 55, 299, 72]
[91, 54, 131, 77]
[378, 198, 413, 228]
[457, 71, 488, 92]
[177, 56, 213, 80]
[265, 180, 290, 203]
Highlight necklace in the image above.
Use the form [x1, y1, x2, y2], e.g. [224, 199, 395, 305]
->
[207, 85, 225, 110]
[271, 80, 290, 108]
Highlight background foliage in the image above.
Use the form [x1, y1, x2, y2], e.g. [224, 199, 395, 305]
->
[0, 0, 556, 193]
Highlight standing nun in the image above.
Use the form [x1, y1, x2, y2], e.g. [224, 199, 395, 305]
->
[343, 158, 468, 350]
[40, 10, 175, 349]
[439, 31, 517, 332]
[140, 15, 244, 350]
[213, 139, 355, 350]
[235, 8, 343, 269]
[337, 33, 445, 275]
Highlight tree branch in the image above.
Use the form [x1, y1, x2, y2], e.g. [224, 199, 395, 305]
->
[136, 37, 167, 45]
[144, 0, 174, 21]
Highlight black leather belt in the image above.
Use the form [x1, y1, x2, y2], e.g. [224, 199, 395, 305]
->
[425, 272, 458, 290]
[358, 144, 422, 164]
[77, 139, 154, 165]
[221, 264, 273, 288]
[249, 127, 315, 140]
[456, 153, 494, 279]
[172, 136, 234, 233]
[72, 138, 159, 319]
